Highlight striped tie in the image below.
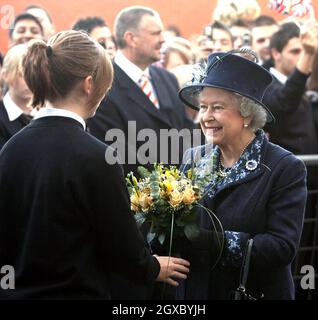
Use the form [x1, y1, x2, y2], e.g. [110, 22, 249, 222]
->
[138, 74, 159, 109]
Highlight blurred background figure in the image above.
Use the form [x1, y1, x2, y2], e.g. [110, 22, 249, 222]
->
[72, 16, 117, 59]
[251, 15, 279, 65]
[163, 24, 182, 41]
[212, 0, 261, 26]
[9, 13, 44, 47]
[0, 44, 33, 149]
[194, 34, 214, 61]
[0, 51, 3, 102]
[0, 52, 3, 65]
[307, 46, 318, 132]
[202, 21, 234, 53]
[162, 37, 195, 70]
[230, 19, 252, 49]
[159, 25, 183, 67]
[24, 5, 56, 41]
[169, 63, 199, 124]
[264, 22, 318, 158]
[195, 21, 234, 62]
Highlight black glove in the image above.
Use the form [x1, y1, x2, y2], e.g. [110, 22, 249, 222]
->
[190, 229, 224, 251]
[185, 229, 224, 270]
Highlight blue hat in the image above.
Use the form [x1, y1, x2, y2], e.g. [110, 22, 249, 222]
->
[179, 51, 274, 122]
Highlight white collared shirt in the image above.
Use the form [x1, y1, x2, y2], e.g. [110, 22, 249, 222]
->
[3, 92, 24, 121]
[114, 50, 151, 85]
[114, 51, 159, 108]
[34, 106, 86, 130]
[269, 67, 288, 85]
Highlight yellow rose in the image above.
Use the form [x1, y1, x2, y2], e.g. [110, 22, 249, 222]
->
[139, 193, 153, 212]
[169, 191, 183, 207]
[183, 187, 196, 205]
[143, 187, 151, 195]
[130, 193, 140, 212]
[163, 180, 173, 194]
[160, 190, 166, 198]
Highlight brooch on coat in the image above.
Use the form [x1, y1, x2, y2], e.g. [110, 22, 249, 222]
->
[245, 159, 258, 171]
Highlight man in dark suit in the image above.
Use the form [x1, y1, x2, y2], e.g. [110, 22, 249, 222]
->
[87, 6, 195, 178]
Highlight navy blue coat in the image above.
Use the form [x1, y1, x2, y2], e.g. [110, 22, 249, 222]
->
[179, 133, 307, 300]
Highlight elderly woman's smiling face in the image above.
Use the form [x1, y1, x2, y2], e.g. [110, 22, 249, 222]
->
[199, 87, 247, 146]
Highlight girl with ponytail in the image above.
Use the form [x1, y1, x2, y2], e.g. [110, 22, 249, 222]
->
[0, 30, 189, 299]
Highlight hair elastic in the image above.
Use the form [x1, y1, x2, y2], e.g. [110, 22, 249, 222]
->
[46, 45, 53, 58]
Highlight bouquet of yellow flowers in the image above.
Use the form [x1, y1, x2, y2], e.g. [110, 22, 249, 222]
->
[126, 161, 223, 252]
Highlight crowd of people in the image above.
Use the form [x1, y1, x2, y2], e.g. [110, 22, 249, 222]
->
[0, 1, 317, 300]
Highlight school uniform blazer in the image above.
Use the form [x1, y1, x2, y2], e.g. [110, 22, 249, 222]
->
[179, 137, 307, 300]
[0, 116, 160, 299]
[87, 63, 195, 177]
[0, 101, 31, 150]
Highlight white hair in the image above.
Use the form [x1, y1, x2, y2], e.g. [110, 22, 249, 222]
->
[237, 95, 267, 130]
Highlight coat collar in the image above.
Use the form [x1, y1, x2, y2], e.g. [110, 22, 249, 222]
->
[34, 106, 86, 130]
[203, 130, 267, 198]
[3, 92, 24, 121]
[112, 63, 173, 127]
[0, 100, 31, 135]
[114, 51, 150, 85]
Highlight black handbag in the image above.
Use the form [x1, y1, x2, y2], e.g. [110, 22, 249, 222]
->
[233, 239, 264, 300]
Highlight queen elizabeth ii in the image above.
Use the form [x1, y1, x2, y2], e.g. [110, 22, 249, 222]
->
[177, 50, 307, 300]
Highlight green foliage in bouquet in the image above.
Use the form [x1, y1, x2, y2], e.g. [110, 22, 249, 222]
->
[126, 162, 220, 246]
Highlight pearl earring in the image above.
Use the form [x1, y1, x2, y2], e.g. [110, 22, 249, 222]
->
[244, 123, 249, 128]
